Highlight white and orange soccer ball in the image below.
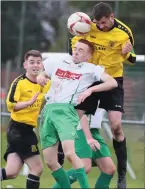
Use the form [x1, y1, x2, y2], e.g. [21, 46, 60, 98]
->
[67, 12, 91, 36]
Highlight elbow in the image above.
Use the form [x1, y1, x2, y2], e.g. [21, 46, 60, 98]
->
[6, 101, 15, 112]
[13, 107, 18, 112]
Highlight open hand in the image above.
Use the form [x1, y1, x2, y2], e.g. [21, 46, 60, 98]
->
[78, 88, 92, 104]
[87, 138, 100, 151]
[28, 92, 39, 105]
[37, 75, 48, 87]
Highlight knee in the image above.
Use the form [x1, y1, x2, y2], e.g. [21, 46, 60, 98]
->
[35, 164, 43, 176]
[84, 164, 91, 174]
[30, 163, 43, 176]
[5, 169, 18, 179]
[104, 164, 116, 175]
[65, 151, 76, 162]
[110, 121, 123, 136]
[45, 158, 58, 170]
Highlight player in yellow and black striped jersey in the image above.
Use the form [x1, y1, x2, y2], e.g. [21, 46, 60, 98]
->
[6, 74, 50, 127]
[64, 2, 136, 189]
[1, 50, 50, 189]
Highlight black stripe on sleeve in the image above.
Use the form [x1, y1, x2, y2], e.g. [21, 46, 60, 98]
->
[127, 54, 136, 64]
[115, 19, 134, 45]
[9, 74, 25, 103]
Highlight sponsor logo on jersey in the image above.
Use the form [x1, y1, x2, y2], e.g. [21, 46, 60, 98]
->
[31, 145, 37, 152]
[55, 68, 82, 80]
[115, 104, 122, 108]
[94, 43, 106, 50]
[108, 40, 115, 48]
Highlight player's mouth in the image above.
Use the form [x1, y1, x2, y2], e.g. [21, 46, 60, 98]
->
[32, 69, 40, 74]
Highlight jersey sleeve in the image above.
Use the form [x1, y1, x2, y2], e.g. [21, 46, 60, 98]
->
[93, 65, 105, 81]
[121, 28, 136, 66]
[6, 80, 21, 112]
[43, 57, 58, 78]
[124, 47, 136, 66]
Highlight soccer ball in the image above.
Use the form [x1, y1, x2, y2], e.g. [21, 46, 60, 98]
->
[67, 12, 91, 36]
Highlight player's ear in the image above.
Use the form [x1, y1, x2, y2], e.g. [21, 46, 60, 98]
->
[23, 61, 27, 69]
[87, 53, 92, 61]
[110, 13, 114, 20]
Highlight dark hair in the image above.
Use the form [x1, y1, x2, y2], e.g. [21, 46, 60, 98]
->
[24, 50, 42, 61]
[78, 39, 94, 53]
[92, 2, 113, 21]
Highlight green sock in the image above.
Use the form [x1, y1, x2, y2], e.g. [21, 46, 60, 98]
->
[95, 172, 113, 189]
[52, 168, 77, 188]
[52, 167, 71, 189]
[75, 167, 89, 188]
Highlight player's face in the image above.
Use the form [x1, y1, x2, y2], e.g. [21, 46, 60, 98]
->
[93, 14, 114, 31]
[24, 56, 43, 76]
[72, 42, 91, 63]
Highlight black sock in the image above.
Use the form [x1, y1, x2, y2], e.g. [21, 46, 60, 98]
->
[26, 174, 40, 189]
[113, 138, 127, 175]
[1, 168, 7, 181]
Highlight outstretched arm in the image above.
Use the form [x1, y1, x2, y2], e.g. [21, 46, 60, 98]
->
[78, 72, 118, 104]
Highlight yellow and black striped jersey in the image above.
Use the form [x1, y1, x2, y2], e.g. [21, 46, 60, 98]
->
[6, 74, 50, 127]
[70, 18, 136, 77]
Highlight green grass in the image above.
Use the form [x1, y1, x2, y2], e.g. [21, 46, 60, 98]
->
[1, 123, 145, 188]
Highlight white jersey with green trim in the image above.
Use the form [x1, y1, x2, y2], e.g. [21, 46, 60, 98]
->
[43, 55, 104, 105]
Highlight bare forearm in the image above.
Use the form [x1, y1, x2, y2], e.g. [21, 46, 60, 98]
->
[14, 101, 30, 111]
[91, 78, 118, 93]
[81, 115, 92, 139]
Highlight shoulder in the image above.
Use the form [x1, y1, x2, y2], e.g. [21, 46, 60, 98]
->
[11, 74, 26, 88]
[83, 62, 102, 70]
[114, 18, 134, 45]
[115, 18, 132, 32]
[43, 53, 71, 69]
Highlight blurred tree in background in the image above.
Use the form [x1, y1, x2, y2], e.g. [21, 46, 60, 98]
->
[1, 1, 145, 66]
[1, 0, 65, 65]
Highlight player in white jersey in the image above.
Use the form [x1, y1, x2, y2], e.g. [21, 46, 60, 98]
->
[37, 39, 118, 188]
[52, 108, 116, 189]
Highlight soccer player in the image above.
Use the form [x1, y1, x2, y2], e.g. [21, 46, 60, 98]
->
[68, 2, 136, 188]
[52, 108, 116, 189]
[1, 50, 50, 189]
[37, 39, 118, 189]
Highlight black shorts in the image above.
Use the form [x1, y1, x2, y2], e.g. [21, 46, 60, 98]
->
[57, 142, 65, 166]
[75, 77, 124, 115]
[4, 119, 40, 162]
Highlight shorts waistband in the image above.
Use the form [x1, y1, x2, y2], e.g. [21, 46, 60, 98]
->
[10, 119, 34, 130]
[45, 103, 75, 107]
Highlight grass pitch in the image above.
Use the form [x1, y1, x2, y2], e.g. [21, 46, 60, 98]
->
[1, 120, 145, 188]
